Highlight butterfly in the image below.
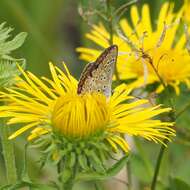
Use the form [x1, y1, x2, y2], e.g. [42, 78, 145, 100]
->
[77, 45, 118, 98]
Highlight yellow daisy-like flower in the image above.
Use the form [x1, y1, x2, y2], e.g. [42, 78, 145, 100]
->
[77, 3, 190, 94]
[0, 62, 175, 154]
[184, 0, 190, 23]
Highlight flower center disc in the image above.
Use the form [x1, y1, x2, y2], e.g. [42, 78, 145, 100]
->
[52, 93, 110, 139]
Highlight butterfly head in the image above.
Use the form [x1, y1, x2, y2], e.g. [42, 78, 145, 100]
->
[77, 45, 118, 97]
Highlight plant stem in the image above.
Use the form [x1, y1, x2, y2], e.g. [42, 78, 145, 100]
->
[127, 161, 132, 190]
[151, 144, 165, 190]
[106, 0, 113, 45]
[0, 119, 17, 184]
[106, 0, 120, 81]
[142, 53, 175, 190]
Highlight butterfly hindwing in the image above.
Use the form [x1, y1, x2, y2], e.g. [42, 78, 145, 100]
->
[77, 45, 118, 97]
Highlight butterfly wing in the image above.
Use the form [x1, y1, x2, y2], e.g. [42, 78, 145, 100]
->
[77, 45, 118, 97]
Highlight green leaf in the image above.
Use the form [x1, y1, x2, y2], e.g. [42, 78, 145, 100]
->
[0, 58, 25, 88]
[0, 23, 13, 44]
[0, 32, 27, 55]
[0, 22, 27, 57]
[75, 155, 129, 182]
[167, 178, 190, 190]
[0, 22, 27, 88]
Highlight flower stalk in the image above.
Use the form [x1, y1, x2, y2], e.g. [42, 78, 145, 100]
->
[151, 145, 165, 190]
[106, 0, 120, 81]
[144, 52, 175, 190]
[127, 161, 132, 190]
[0, 119, 17, 184]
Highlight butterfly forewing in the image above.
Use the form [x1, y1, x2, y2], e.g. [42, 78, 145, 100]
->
[77, 45, 118, 97]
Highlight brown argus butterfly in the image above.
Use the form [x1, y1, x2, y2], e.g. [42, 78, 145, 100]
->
[77, 45, 118, 97]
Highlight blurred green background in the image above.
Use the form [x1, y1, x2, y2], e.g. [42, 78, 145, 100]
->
[0, 0, 190, 190]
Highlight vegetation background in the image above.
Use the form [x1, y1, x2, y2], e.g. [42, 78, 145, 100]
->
[0, 0, 190, 189]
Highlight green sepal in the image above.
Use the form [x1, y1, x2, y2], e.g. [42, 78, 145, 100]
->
[75, 155, 129, 182]
[98, 149, 107, 163]
[99, 142, 110, 151]
[60, 168, 72, 183]
[42, 143, 56, 153]
[68, 152, 76, 168]
[60, 149, 69, 157]
[78, 154, 89, 170]
[85, 150, 105, 173]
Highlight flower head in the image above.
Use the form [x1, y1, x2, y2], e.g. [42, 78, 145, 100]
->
[183, 0, 190, 23]
[77, 3, 190, 94]
[0, 62, 175, 172]
[0, 62, 174, 145]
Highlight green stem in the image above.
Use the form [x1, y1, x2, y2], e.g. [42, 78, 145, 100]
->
[143, 53, 175, 190]
[106, 0, 113, 45]
[148, 63, 173, 189]
[106, 0, 120, 81]
[0, 119, 17, 184]
[151, 144, 165, 190]
[127, 161, 132, 190]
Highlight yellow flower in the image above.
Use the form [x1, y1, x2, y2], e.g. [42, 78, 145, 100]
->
[77, 3, 190, 94]
[0, 63, 175, 153]
[184, 0, 190, 23]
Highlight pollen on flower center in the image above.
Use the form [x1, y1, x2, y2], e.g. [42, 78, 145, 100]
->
[51, 93, 110, 139]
